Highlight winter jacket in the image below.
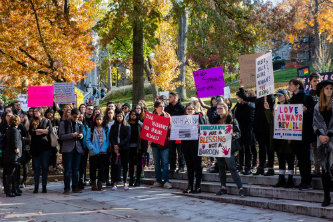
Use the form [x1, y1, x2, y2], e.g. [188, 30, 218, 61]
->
[110, 123, 131, 150]
[4, 126, 22, 164]
[165, 100, 185, 116]
[29, 118, 52, 156]
[232, 102, 255, 146]
[86, 126, 110, 155]
[59, 118, 83, 153]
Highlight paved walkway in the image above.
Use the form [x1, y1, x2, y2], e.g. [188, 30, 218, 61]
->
[0, 182, 329, 222]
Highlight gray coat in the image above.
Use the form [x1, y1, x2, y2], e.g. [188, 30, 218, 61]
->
[313, 100, 333, 174]
[59, 119, 83, 153]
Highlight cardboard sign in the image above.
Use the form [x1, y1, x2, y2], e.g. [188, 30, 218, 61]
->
[239, 53, 265, 87]
[300, 72, 333, 91]
[273, 104, 303, 140]
[198, 124, 232, 157]
[170, 115, 199, 140]
[256, 52, 274, 98]
[159, 91, 169, 100]
[193, 67, 225, 98]
[140, 112, 170, 146]
[17, 94, 29, 112]
[297, 66, 310, 77]
[28, 86, 54, 107]
[53, 82, 75, 104]
[223, 87, 231, 99]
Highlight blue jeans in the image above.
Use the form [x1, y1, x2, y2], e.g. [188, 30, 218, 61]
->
[152, 147, 169, 184]
[62, 149, 81, 191]
[32, 150, 51, 187]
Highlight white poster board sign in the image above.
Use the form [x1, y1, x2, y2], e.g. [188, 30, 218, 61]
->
[17, 94, 29, 112]
[170, 115, 199, 140]
[256, 52, 274, 98]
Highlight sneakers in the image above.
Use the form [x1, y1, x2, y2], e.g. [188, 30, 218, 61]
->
[124, 185, 129, 191]
[216, 188, 227, 196]
[73, 188, 82, 193]
[63, 189, 70, 195]
[298, 183, 313, 190]
[111, 186, 118, 191]
[239, 188, 246, 197]
[152, 182, 162, 188]
[163, 182, 172, 189]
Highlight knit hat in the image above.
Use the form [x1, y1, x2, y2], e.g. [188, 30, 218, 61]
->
[123, 103, 131, 109]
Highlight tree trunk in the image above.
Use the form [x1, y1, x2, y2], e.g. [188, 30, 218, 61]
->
[132, 21, 145, 104]
[176, 8, 188, 101]
[107, 64, 112, 91]
[144, 59, 159, 99]
[313, 0, 321, 73]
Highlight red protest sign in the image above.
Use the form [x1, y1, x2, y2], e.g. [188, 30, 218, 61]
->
[140, 112, 170, 146]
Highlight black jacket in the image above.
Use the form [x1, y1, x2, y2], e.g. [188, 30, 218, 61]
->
[29, 118, 52, 156]
[232, 102, 255, 146]
[4, 126, 22, 164]
[110, 123, 131, 150]
[238, 87, 275, 135]
[289, 90, 315, 143]
[165, 100, 185, 116]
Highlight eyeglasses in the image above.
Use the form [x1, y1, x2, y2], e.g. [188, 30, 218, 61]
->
[136, 107, 141, 110]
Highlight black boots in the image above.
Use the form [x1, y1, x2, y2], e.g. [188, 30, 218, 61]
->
[322, 194, 331, 207]
[4, 176, 15, 197]
[42, 185, 47, 193]
[285, 175, 294, 188]
[264, 169, 275, 176]
[254, 167, 264, 175]
[273, 175, 286, 187]
[33, 185, 39, 193]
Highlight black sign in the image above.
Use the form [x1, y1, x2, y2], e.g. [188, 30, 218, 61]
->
[299, 72, 333, 91]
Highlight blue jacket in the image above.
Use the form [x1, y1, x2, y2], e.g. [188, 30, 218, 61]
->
[86, 127, 110, 155]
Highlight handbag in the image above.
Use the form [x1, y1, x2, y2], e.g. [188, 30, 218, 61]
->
[50, 126, 59, 148]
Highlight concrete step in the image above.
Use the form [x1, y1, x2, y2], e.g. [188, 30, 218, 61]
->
[142, 178, 325, 203]
[144, 170, 324, 189]
[142, 178, 333, 219]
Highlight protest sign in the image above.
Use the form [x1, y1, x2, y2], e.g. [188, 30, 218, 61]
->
[273, 104, 303, 140]
[53, 82, 75, 104]
[223, 87, 231, 99]
[159, 91, 169, 100]
[170, 115, 199, 140]
[28, 86, 54, 107]
[300, 72, 333, 91]
[256, 52, 274, 98]
[239, 53, 265, 87]
[193, 67, 225, 98]
[140, 112, 170, 146]
[297, 66, 310, 77]
[198, 124, 232, 158]
[17, 94, 29, 112]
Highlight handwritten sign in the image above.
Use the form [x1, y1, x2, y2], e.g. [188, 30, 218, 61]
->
[28, 86, 54, 107]
[170, 115, 199, 140]
[273, 104, 303, 140]
[223, 87, 231, 99]
[17, 94, 29, 112]
[198, 124, 232, 157]
[140, 112, 170, 146]
[256, 52, 274, 98]
[239, 53, 265, 87]
[301, 72, 333, 91]
[54, 82, 75, 104]
[193, 67, 225, 98]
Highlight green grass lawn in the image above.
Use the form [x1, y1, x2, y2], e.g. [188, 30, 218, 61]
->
[100, 67, 310, 111]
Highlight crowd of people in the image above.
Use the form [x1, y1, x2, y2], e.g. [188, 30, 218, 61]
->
[0, 74, 332, 208]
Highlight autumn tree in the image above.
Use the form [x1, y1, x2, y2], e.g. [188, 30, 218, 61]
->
[96, 0, 170, 104]
[282, 0, 333, 72]
[0, 0, 99, 94]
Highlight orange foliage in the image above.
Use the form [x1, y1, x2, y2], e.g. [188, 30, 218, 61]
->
[0, 0, 97, 95]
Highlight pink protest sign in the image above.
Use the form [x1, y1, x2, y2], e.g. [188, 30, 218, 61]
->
[28, 86, 54, 107]
[193, 67, 225, 98]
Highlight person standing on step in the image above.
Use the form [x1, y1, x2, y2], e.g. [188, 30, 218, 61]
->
[238, 79, 275, 176]
[59, 108, 83, 194]
[312, 80, 333, 207]
[151, 100, 172, 189]
[165, 91, 185, 173]
[182, 103, 206, 194]
[3, 115, 22, 197]
[78, 113, 89, 190]
[264, 89, 295, 188]
[29, 107, 52, 194]
[232, 91, 255, 175]
[306, 72, 322, 177]
[212, 102, 245, 197]
[110, 111, 131, 191]
[86, 114, 110, 191]
[288, 78, 315, 190]
[103, 108, 115, 186]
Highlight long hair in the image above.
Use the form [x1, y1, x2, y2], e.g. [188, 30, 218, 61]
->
[115, 111, 129, 127]
[210, 97, 217, 107]
[103, 107, 115, 124]
[128, 110, 139, 124]
[32, 107, 44, 129]
[62, 107, 71, 121]
[319, 87, 332, 111]
[185, 103, 194, 115]
[138, 100, 148, 113]
[192, 100, 203, 113]
[217, 102, 233, 124]
[1, 110, 12, 125]
[20, 113, 30, 131]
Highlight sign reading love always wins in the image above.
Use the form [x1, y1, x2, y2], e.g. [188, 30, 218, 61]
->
[198, 124, 232, 158]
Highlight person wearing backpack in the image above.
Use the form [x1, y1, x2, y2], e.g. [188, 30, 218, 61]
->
[59, 108, 83, 194]
[86, 114, 110, 191]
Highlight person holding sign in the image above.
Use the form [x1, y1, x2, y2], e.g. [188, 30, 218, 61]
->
[312, 80, 333, 207]
[182, 103, 207, 194]
[150, 100, 172, 189]
[211, 102, 245, 197]
[288, 78, 315, 190]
